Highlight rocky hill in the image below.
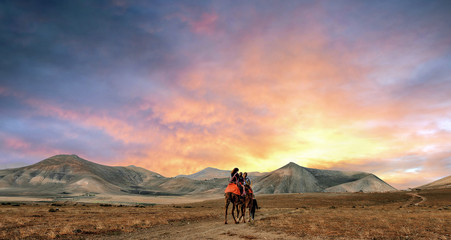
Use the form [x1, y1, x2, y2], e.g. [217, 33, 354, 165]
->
[417, 175, 451, 189]
[176, 167, 265, 180]
[0, 155, 396, 197]
[252, 162, 396, 193]
[0, 155, 227, 196]
[0, 155, 159, 195]
[324, 175, 397, 193]
[175, 167, 230, 180]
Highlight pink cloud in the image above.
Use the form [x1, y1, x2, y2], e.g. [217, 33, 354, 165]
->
[3, 3, 450, 189]
[0, 133, 64, 163]
[167, 10, 219, 35]
[3, 137, 30, 150]
[189, 12, 218, 35]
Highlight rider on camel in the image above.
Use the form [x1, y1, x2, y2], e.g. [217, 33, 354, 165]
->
[230, 168, 244, 196]
[243, 172, 254, 198]
[244, 172, 251, 186]
[239, 172, 246, 196]
[238, 172, 244, 183]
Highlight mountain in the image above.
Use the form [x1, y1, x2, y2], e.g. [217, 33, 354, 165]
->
[324, 175, 397, 193]
[252, 162, 322, 193]
[176, 167, 265, 180]
[0, 155, 166, 196]
[176, 167, 230, 180]
[0, 155, 396, 197]
[252, 162, 396, 193]
[417, 175, 451, 189]
[0, 155, 230, 197]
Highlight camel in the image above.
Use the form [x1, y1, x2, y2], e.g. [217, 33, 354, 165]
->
[237, 186, 255, 223]
[224, 192, 241, 224]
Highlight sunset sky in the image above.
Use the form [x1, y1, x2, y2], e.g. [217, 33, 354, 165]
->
[1, 1, 451, 189]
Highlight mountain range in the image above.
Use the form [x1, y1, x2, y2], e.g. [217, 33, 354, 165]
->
[417, 175, 451, 189]
[175, 167, 265, 180]
[0, 154, 403, 197]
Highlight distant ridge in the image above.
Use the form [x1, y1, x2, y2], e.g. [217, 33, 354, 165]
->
[252, 162, 396, 193]
[0, 155, 396, 197]
[417, 175, 451, 189]
[252, 162, 322, 193]
[0, 155, 165, 195]
[176, 167, 265, 180]
[176, 167, 230, 180]
[324, 175, 397, 193]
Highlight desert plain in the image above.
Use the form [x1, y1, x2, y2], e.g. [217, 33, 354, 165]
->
[1, 188, 450, 240]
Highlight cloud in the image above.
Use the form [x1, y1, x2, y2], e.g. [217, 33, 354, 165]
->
[172, 11, 219, 35]
[318, 151, 451, 189]
[1, 1, 451, 187]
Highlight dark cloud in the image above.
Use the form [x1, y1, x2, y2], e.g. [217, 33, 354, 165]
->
[394, 54, 451, 103]
[0, 115, 124, 157]
[0, 0, 450, 185]
[0, 0, 176, 111]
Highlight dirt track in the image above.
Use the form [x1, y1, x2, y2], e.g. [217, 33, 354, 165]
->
[89, 191, 438, 240]
[403, 192, 427, 207]
[89, 208, 299, 240]
[411, 193, 427, 206]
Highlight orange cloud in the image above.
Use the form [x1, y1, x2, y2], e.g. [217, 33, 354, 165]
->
[4, 5, 450, 190]
[123, 21, 451, 187]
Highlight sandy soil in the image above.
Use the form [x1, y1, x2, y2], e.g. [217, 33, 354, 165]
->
[411, 193, 427, 206]
[77, 193, 225, 205]
[0, 193, 224, 205]
[0, 196, 54, 202]
[403, 192, 427, 207]
[2, 190, 449, 239]
[89, 208, 298, 240]
[88, 192, 443, 240]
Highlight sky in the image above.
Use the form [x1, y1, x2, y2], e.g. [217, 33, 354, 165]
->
[1, 0, 451, 189]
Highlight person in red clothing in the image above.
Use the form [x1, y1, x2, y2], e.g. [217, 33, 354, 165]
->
[230, 168, 244, 196]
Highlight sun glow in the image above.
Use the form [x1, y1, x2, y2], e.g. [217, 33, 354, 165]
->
[246, 126, 390, 172]
[1, 1, 450, 189]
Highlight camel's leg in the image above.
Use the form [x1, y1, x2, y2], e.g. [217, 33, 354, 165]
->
[224, 199, 229, 224]
[237, 206, 242, 221]
[237, 204, 243, 221]
[237, 203, 242, 222]
[238, 204, 243, 221]
[232, 203, 238, 224]
[247, 200, 252, 222]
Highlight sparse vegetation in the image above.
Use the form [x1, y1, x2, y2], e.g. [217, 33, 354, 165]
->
[0, 201, 216, 239]
[252, 189, 451, 239]
[0, 189, 449, 239]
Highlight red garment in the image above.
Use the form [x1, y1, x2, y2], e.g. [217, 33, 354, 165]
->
[225, 183, 241, 195]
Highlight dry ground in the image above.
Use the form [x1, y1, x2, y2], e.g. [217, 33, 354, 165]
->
[1, 189, 450, 239]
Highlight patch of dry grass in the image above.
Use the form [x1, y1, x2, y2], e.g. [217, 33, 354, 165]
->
[0, 203, 216, 239]
[0, 189, 450, 239]
[252, 189, 451, 239]
[254, 207, 450, 239]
